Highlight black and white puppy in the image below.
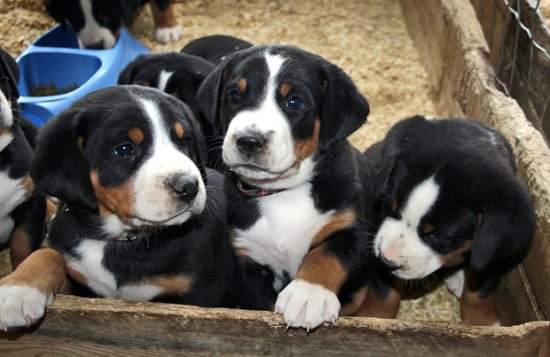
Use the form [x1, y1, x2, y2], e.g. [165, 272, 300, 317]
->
[0, 48, 46, 269]
[363, 115, 535, 326]
[0, 85, 236, 331]
[44, 0, 181, 49]
[197, 45, 376, 331]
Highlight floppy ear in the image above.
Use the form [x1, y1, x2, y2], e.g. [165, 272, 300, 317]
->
[0, 47, 20, 100]
[30, 109, 98, 212]
[469, 176, 535, 274]
[196, 59, 232, 136]
[319, 63, 369, 149]
[180, 102, 209, 185]
[117, 56, 141, 84]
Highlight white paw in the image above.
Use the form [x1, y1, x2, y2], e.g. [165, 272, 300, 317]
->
[274, 279, 340, 332]
[444, 269, 465, 298]
[0, 285, 53, 331]
[155, 26, 182, 44]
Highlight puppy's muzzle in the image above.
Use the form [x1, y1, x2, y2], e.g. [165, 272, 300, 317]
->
[236, 133, 268, 157]
[169, 174, 199, 203]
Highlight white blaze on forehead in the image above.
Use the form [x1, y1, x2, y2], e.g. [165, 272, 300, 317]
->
[158, 70, 174, 92]
[401, 175, 440, 227]
[129, 97, 205, 225]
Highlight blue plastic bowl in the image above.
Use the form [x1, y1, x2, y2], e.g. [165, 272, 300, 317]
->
[17, 25, 149, 126]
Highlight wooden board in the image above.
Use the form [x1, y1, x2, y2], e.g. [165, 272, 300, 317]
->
[0, 295, 548, 356]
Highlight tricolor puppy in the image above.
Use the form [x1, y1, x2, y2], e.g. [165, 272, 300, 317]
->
[0, 48, 46, 269]
[197, 45, 376, 331]
[117, 51, 215, 131]
[363, 115, 535, 326]
[44, 0, 181, 49]
[0, 85, 237, 331]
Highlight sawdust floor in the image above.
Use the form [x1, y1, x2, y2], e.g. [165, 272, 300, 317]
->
[0, 0, 461, 323]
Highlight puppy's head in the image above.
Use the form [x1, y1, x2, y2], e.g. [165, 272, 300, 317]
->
[0, 47, 20, 149]
[197, 45, 369, 189]
[45, 0, 139, 49]
[372, 117, 535, 280]
[118, 52, 215, 124]
[31, 85, 208, 234]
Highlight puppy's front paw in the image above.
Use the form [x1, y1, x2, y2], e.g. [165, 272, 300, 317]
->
[155, 26, 182, 44]
[274, 279, 340, 332]
[0, 285, 53, 331]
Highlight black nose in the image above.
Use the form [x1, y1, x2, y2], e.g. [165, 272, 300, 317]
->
[170, 175, 199, 202]
[379, 254, 402, 271]
[85, 40, 105, 49]
[236, 134, 267, 156]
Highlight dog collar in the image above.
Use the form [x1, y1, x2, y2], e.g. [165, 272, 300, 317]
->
[109, 232, 138, 242]
[237, 180, 286, 198]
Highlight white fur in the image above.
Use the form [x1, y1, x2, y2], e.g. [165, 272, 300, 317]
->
[233, 183, 335, 291]
[275, 279, 340, 331]
[0, 89, 14, 152]
[223, 52, 308, 189]
[0, 285, 53, 330]
[374, 175, 442, 279]
[155, 26, 182, 44]
[66, 239, 167, 300]
[157, 70, 174, 92]
[0, 173, 27, 244]
[444, 269, 465, 298]
[77, 0, 117, 49]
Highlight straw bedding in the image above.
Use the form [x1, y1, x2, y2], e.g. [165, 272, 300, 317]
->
[0, 0, 462, 322]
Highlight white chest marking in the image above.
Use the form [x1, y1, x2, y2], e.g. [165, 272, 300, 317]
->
[233, 183, 334, 291]
[0, 173, 27, 243]
[66, 239, 166, 300]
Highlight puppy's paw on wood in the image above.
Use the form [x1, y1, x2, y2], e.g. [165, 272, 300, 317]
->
[0, 285, 53, 331]
[275, 279, 340, 332]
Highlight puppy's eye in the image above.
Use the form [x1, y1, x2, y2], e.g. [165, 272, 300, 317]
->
[228, 89, 242, 103]
[284, 96, 302, 110]
[113, 144, 135, 157]
[422, 223, 435, 234]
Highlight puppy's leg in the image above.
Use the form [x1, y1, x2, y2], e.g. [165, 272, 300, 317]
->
[460, 272, 500, 326]
[355, 275, 402, 318]
[150, 1, 182, 44]
[0, 248, 67, 331]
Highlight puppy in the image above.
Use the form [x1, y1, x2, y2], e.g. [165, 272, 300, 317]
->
[0, 85, 237, 331]
[363, 115, 535, 326]
[0, 48, 46, 269]
[197, 45, 377, 331]
[44, 0, 182, 49]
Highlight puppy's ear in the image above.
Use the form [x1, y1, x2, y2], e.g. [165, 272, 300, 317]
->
[319, 63, 369, 150]
[196, 57, 232, 136]
[117, 57, 141, 84]
[181, 102, 209, 185]
[30, 110, 98, 212]
[0, 48, 20, 101]
[470, 176, 535, 274]
[44, 0, 66, 24]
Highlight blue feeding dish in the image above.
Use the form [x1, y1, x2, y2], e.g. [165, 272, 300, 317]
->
[17, 25, 149, 126]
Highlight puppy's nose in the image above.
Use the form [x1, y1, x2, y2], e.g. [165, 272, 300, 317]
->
[379, 254, 402, 271]
[170, 175, 199, 202]
[236, 134, 267, 156]
[85, 40, 105, 50]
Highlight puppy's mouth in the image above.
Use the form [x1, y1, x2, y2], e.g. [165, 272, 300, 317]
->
[229, 162, 298, 186]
